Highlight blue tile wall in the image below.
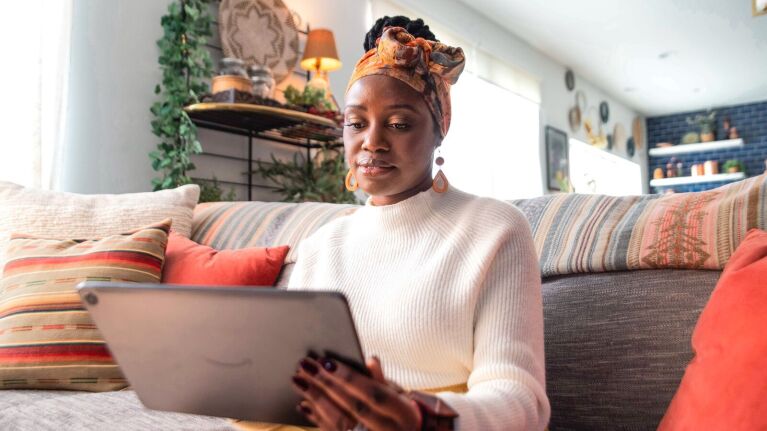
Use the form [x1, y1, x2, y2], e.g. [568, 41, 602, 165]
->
[647, 100, 767, 193]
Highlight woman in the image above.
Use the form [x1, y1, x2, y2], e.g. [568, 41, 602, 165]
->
[287, 16, 549, 431]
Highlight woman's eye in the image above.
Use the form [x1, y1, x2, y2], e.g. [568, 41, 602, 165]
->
[344, 122, 364, 129]
[390, 123, 410, 130]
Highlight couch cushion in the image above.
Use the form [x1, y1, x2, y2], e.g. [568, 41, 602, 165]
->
[0, 389, 236, 430]
[0, 182, 199, 269]
[542, 269, 720, 430]
[513, 174, 767, 277]
[191, 201, 358, 264]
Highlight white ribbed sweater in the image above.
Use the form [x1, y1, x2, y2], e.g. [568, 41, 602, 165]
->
[288, 187, 550, 430]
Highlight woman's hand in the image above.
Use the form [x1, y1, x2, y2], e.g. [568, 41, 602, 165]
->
[291, 355, 422, 431]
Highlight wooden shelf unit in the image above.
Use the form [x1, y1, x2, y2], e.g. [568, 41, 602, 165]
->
[185, 102, 343, 200]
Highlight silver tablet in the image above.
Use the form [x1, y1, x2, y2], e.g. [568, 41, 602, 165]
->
[76, 281, 367, 426]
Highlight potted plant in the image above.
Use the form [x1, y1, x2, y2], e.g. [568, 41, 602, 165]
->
[254, 145, 359, 204]
[196, 176, 237, 203]
[722, 159, 745, 174]
[686, 110, 717, 142]
[282, 85, 339, 121]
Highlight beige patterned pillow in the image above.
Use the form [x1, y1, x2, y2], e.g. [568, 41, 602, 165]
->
[0, 182, 199, 269]
[0, 220, 170, 391]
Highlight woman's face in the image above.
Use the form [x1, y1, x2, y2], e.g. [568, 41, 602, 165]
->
[343, 75, 441, 206]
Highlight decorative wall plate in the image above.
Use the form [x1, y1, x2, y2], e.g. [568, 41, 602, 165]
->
[565, 69, 575, 91]
[599, 101, 610, 123]
[632, 116, 645, 150]
[576, 90, 588, 112]
[219, 0, 300, 85]
[613, 123, 627, 154]
[568, 105, 581, 132]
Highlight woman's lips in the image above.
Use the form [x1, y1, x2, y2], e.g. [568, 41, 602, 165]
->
[358, 165, 395, 177]
[356, 159, 395, 177]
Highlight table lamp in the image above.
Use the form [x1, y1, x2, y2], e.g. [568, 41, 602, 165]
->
[300, 29, 342, 96]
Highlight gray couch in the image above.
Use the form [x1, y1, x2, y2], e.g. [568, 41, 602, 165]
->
[0, 199, 720, 430]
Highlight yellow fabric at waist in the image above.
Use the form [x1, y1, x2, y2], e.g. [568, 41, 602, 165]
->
[418, 382, 468, 395]
[229, 383, 469, 431]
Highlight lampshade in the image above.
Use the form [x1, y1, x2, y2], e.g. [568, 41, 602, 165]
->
[300, 29, 342, 72]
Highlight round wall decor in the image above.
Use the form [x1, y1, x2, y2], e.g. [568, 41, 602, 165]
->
[219, 0, 300, 85]
[565, 69, 575, 91]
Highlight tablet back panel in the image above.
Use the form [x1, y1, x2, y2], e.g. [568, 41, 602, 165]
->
[77, 282, 365, 425]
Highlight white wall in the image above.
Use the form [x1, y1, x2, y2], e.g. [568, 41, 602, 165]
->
[59, 0, 647, 196]
[61, 0, 173, 194]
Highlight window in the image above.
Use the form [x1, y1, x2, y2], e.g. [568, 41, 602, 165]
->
[0, 1, 72, 188]
[438, 73, 541, 200]
[568, 139, 642, 195]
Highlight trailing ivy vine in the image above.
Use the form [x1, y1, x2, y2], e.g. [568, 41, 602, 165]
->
[149, 0, 213, 190]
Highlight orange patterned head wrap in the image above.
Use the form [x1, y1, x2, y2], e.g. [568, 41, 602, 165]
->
[346, 26, 465, 138]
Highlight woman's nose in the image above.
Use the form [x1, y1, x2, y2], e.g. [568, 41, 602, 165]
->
[361, 123, 389, 153]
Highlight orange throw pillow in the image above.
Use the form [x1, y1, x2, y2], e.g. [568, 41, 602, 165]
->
[658, 228, 767, 430]
[162, 232, 289, 286]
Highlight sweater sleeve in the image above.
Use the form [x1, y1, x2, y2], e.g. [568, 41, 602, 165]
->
[435, 209, 550, 431]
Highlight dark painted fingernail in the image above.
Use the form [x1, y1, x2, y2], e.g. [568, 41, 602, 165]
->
[321, 358, 337, 372]
[300, 358, 319, 375]
[292, 375, 309, 391]
[297, 403, 312, 416]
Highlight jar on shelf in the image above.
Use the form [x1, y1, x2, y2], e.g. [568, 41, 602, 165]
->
[703, 160, 719, 176]
[212, 57, 252, 95]
[218, 57, 248, 77]
[666, 162, 675, 178]
[691, 164, 700, 176]
[248, 65, 276, 99]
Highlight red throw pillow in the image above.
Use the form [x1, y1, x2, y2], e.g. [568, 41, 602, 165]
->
[658, 228, 767, 430]
[162, 232, 289, 286]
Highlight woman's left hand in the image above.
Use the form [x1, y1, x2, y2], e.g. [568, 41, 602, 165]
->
[291, 355, 421, 431]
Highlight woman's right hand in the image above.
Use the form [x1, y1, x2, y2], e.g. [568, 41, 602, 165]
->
[291, 356, 422, 431]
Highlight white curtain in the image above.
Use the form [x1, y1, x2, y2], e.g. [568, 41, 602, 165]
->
[0, 0, 72, 189]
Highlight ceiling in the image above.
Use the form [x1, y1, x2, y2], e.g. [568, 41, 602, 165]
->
[457, 0, 767, 116]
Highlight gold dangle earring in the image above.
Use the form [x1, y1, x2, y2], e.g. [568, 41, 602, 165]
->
[432, 150, 449, 193]
[345, 168, 358, 192]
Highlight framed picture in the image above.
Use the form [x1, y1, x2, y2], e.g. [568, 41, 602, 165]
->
[754, 0, 767, 16]
[545, 126, 570, 191]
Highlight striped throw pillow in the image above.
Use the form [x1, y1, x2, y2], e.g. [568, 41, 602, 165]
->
[0, 220, 170, 391]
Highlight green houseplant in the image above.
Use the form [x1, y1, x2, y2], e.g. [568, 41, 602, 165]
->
[686, 110, 717, 143]
[722, 159, 745, 174]
[149, 0, 214, 191]
[255, 146, 359, 204]
[283, 84, 334, 112]
[197, 176, 237, 202]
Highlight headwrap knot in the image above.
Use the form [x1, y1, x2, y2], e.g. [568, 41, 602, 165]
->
[346, 26, 465, 137]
